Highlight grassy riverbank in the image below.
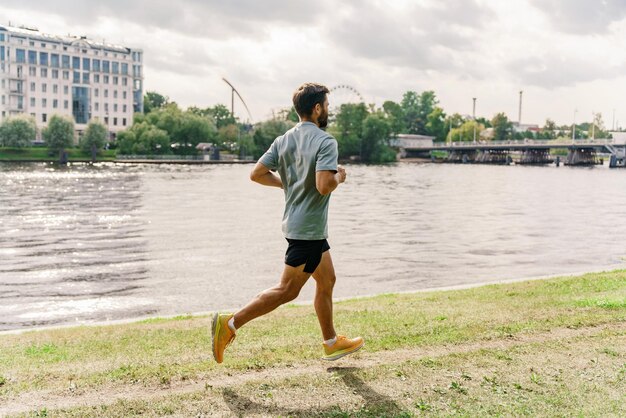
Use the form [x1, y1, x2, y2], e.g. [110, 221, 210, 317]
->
[0, 147, 116, 162]
[1, 270, 625, 417]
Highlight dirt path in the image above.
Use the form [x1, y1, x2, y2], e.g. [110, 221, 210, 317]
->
[2, 321, 625, 416]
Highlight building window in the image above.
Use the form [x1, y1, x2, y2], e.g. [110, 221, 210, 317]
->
[0, 46, 5, 62]
[0, 34, 4, 42]
[30, 97, 35, 107]
[93, 59, 100, 72]
[41, 68, 48, 78]
[103, 75, 109, 84]
[1, 96, 4, 105]
[51, 53, 59, 68]
[72, 86, 90, 124]
[82, 57, 90, 71]
[102, 60, 110, 73]
[52, 69, 59, 79]
[62, 55, 70, 68]
[73, 71, 80, 83]
[104, 117, 109, 125]
[64, 86, 69, 95]
[95, 102, 99, 111]
[64, 100, 68, 109]
[113, 117, 117, 126]
[112, 62, 119, 74]
[42, 83, 47, 93]
[82, 72, 89, 84]
[41, 43, 46, 48]
[121, 63, 128, 75]
[113, 90, 118, 99]
[28, 50, 37, 64]
[30, 82, 35, 92]
[39, 52, 49, 66]
[42, 98, 47, 108]
[104, 103, 109, 112]
[122, 77, 128, 86]
[113, 76, 118, 85]
[95, 88, 99, 97]
[72, 56, 80, 69]
[29, 66, 36, 76]
[53, 84, 58, 94]
[53, 99, 58, 109]
[63, 70, 69, 80]
[123, 104, 127, 113]
[104, 89, 108, 98]
[114, 104, 118, 112]
[42, 113, 47, 123]
[123, 118, 127, 126]
[122, 91, 127, 99]
[94, 74, 100, 83]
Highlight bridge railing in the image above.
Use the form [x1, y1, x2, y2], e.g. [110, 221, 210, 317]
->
[409, 138, 616, 149]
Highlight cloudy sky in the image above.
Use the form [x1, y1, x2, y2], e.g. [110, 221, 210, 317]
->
[2, 0, 625, 127]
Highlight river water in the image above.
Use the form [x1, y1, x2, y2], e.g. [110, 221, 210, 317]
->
[1, 162, 625, 331]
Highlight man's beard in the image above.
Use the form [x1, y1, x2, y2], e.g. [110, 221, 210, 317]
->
[318, 110, 328, 129]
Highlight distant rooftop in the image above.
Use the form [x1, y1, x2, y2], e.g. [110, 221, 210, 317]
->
[0, 23, 141, 53]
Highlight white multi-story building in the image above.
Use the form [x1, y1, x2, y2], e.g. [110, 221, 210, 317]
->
[0, 24, 143, 141]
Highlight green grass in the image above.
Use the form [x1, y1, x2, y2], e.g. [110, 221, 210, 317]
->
[1, 269, 625, 416]
[0, 147, 116, 161]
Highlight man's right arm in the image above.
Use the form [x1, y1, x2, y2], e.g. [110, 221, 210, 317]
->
[316, 165, 346, 195]
[250, 162, 283, 188]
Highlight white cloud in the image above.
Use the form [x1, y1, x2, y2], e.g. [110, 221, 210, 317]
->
[1, 0, 625, 126]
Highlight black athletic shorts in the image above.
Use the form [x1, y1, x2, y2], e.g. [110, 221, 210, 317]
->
[285, 239, 331, 273]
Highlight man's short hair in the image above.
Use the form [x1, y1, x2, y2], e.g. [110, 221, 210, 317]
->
[292, 83, 329, 118]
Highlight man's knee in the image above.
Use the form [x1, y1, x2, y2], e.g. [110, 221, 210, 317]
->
[317, 274, 336, 292]
[280, 284, 301, 303]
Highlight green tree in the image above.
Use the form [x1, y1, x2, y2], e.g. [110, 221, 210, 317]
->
[80, 120, 107, 153]
[445, 113, 466, 142]
[117, 130, 136, 155]
[401, 91, 421, 134]
[401, 90, 438, 135]
[542, 119, 557, 139]
[176, 113, 217, 154]
[449, 120, 484, 142]
[43, 115, 75, 156]
[252, 119, 296, 158]
[361, 113, 395, 163]
[135, 125, 170, 154]
[143, 91, 169, 114]
[208, 104, 237, 129]
[426, 107, 447, 141]
[328, 102, 369, 158]
[0, 115, 37, 147]
[491, 112, 513, 141]
[382, 100, 406, 135]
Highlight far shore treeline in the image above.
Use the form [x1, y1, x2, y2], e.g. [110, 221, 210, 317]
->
[0, 90, 615, 163]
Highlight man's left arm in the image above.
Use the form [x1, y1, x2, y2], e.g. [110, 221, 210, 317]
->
[250, 162, 283, 188]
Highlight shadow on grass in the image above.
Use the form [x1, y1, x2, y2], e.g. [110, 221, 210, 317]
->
[222, 366, 409, 417]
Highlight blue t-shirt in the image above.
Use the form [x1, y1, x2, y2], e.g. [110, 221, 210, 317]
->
[259, 121, 338, 240]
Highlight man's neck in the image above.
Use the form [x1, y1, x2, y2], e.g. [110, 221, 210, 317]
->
[300, 118, 319, 127]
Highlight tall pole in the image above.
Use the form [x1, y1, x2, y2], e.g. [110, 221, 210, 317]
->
[472, 97, 477, 144]
[572, 109, 577, 141]
[231, 89, 235, 117]
[518, 90, 523, 126]
[591, 112, 595, 140]
[612, 108, 616, 131]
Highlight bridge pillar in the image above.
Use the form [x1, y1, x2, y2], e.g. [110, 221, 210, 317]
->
[474, 149, 511, 164]
[518, 149, 553, 165]
[447, 150, 477, 163]
[565, 148, 602, 166]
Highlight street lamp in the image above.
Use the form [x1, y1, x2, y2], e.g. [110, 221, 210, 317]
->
[572, 109, 577, 142]
[472, 97, 477, 144]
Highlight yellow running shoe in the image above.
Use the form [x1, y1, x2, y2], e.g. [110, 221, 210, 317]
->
[211, 313, 236, 364]
[322, 335, 364, 361]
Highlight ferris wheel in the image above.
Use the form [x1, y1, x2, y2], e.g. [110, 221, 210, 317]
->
[329, 85, 365, 112]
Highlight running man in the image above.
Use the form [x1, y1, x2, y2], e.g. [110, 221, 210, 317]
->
[211, 83, 364, 363]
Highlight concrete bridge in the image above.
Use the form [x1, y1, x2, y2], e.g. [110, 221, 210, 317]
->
[397, 138, 626, 167]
